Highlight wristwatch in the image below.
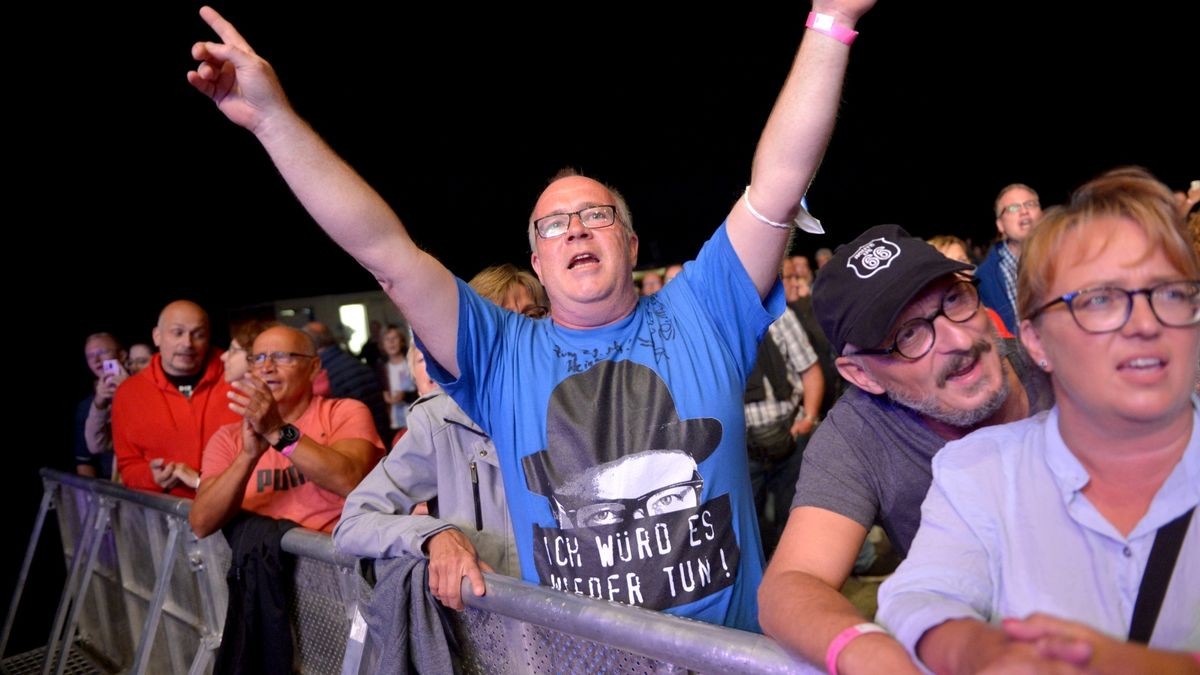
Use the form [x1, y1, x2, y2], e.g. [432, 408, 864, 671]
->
[272, 423, 301, 451]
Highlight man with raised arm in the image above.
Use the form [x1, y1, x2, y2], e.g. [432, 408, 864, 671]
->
[188, 1, 873, 630]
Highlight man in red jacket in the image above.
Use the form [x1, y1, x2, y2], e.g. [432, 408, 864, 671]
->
[113, 300, 239, 497]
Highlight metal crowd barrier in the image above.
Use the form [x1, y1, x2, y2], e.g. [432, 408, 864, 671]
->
[2, 469, 812, 674]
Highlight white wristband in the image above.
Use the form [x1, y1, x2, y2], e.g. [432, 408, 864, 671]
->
[742, 186, 824, 234]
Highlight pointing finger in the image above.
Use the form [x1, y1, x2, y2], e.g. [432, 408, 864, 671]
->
[199, 6, 254, 54]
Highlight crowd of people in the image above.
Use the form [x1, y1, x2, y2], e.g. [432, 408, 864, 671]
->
[66, 1, 1199, 672]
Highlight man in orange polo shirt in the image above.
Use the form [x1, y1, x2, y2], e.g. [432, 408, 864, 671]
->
[113, 300, 238, 497]
[189, 326, 384, 536]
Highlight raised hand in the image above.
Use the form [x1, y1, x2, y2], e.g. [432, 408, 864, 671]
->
[227, 373, 285, 436]
[240, 418, 271, 461]
[94, 374, 120, 408]
[187, 6, 292, 133]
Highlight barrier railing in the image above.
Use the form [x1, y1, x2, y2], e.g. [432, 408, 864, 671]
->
[2, 469, 813, 674]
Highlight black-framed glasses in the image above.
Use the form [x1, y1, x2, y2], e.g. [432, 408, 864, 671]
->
[534, 205, 617, 239]
[1026, 280, 1200, 333]
[853, 280, 982, 360]
[553, 472, 703, 528]
[997, 199, 1040, 216]
[250, 351, 317, 368]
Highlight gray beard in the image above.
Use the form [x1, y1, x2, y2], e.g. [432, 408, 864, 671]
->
[886, 347, 1012, 430]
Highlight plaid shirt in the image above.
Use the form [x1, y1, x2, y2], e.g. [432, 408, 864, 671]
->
[998, 242, 1019, 320]
[744, 308, 818, 431]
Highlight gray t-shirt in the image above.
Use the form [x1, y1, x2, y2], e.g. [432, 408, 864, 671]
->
[791, 339, 1053, 557]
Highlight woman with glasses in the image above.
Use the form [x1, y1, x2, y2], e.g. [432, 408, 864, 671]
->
[220, 319, 276, 384]
[878, 168, 1200, 672]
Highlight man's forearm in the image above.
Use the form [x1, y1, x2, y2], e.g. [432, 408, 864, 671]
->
[84, 405, 112, 455]
[189, 454, 257, 538]
[728, 10, 862, 296]
[800, 366, 824, 422]
[254, 113, 417, 283]
[917, 618, 1009, 675]
[747, 13, 857, 220]
[760, 569, 917, 674]
[251, 112, 461, 374]
[286, 437, 376, 497]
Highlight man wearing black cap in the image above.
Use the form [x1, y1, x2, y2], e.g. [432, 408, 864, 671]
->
[759, 224, 1054, 673]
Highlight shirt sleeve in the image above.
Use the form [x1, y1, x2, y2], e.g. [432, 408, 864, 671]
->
[333, 399, 454, 559]
[776, 308, 818, 380]
[669, 223, 785, 377]
[83, 403, 113, 456]
[876, 450, 995, 663]
[791, 413, 882, 529]
[112, 387, 154, 490]
[327, 398, 385, 449]
[417, 278, 519, 434]
[199, 423, 242, 480]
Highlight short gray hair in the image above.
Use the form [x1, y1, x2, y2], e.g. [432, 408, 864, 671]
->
[527, 168, 635, 251]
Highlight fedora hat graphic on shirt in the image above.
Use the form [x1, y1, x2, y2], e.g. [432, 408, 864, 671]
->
[522, 359, 721, 498]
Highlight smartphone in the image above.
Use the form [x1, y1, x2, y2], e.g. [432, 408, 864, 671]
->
[103, 359, 122, 376]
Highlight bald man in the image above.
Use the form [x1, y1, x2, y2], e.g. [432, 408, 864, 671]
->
[113, 300, 240, 497]
[190, 327, 384, 536]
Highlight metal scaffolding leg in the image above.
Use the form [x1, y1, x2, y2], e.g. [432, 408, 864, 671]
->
[41, 492, 104, 675]
[185, 536, 221, 675]
[129, 518, 181, 675]
[0, 489, 54, 658]
[53, 499, 113, 675]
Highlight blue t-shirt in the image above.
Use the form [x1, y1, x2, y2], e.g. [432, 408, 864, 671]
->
[422, 224, 782, 631]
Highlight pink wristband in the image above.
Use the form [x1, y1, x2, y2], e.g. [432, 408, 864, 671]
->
[280, 439, 300, 457]
[806, 12, 859, 46]
[826, 622, 886, 675]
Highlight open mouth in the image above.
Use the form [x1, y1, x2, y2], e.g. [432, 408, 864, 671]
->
[1118, 357, 1165, 372]
[568, 253, 599, 270]
[939, 355, 979, 387]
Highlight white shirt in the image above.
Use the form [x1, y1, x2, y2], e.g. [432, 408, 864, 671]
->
[878, 402, 1200, 663]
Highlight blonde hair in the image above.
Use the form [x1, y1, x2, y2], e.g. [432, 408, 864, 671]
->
[1017, 167, 1197, 322]
[468, 263, 550, 309]
[927, 235, 970, 260]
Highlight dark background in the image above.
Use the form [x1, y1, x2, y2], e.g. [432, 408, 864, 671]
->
[7, 2, 1195, 654]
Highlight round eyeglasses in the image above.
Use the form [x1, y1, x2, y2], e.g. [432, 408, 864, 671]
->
[852, 280, 982, 360]
[534, 205, 617, 239]
[1026, 280, 1200, 333]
